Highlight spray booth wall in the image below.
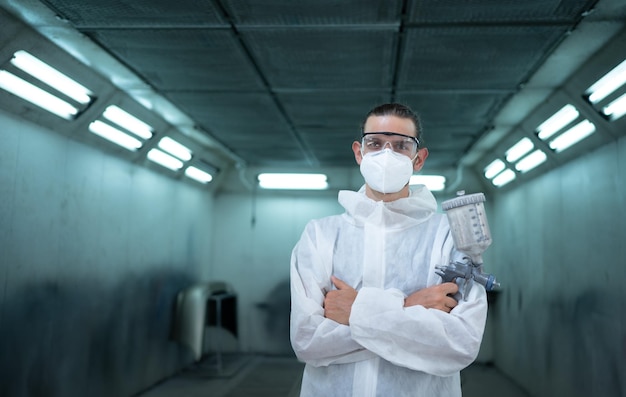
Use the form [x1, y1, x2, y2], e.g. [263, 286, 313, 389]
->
[0, 109, 215, 397]
[209, 185, 497, 359]
[487, 135, 626, 397]
[210, 192, 343, 355]
[5, 102, 624, 397]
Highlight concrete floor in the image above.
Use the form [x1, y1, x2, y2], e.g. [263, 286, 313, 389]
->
[135, 354, 531, 397]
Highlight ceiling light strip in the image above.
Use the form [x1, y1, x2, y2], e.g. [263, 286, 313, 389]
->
[505, 137, 534, 163]
[147, 149, 184, 171]
[536, 104, 579, 141]
[185, 166, 213, 184]
[483, 159, 506, 180]
[602, 93, 626, 121]
[492, 169, 516, 187]
[258, 173, 328, 190]
[549, 120, 596, 153]
[10, 50, 93, 105]
[102, 106, 153, 140]
[515, 150, 547, 173]
[585, 59, 626, 104]
[88, 120, 143, 151]
[0, 70, 79, 120]
[158, 137, 192, 161]
[409, 175, 446, 191]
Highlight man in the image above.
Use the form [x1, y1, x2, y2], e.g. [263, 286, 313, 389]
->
[289, 103, 488, 396]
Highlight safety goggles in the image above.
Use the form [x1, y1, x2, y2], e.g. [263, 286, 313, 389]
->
[361, 132, 420, 159]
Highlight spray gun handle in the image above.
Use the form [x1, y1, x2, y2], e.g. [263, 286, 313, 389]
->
[435, 261, 471, 301]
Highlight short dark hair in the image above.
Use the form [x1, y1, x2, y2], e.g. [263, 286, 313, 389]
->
[360, 103, 424, 145]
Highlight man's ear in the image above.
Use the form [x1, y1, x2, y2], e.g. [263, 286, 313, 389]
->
[413, 148, 429, 172]
[352, 141, 363, 165]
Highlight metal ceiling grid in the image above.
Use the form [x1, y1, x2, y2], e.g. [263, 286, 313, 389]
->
[276, 91, 390, 129]
[289, 132, 363, 166]
[165, 91, 308, 164]
[406, 0, 597, 23]
[277, 92, 392, 167]
[41, 0, 226, 27]
[394, 91, 502, 164]
[168, 91, 291, 136]
[240, 28, 397, 89]
[87, 30, 263, 91]
[396, 92, 503, 128]
[33, 0, 602, 175]
[398, 26, 569, 90]
[222, 0, 403, 26]
[302, 142, 358, 166]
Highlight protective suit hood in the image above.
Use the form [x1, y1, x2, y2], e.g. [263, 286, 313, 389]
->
[338, 184, 437, 228]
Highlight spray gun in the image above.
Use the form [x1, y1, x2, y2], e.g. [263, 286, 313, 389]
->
[436, 191, 500, 301]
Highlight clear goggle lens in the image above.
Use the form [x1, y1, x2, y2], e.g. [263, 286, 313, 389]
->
[361, 132, 419, 158]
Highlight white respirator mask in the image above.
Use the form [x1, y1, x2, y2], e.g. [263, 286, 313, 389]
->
[359, 148, 414, 194]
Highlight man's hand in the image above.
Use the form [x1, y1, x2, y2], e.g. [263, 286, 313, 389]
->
[404, 282, 459, 313]
[323, 276, 357, 325]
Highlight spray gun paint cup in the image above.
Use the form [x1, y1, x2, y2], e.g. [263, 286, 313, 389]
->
[442, 192, 492, 265]
[438, 192, 500, 300]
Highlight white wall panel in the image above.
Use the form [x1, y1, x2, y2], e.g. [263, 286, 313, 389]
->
[486, 134, 626, 397]
[211, 192, 342, 354]
[0, 109, 215, 397]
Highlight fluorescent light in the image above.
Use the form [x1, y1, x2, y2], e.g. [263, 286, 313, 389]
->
[258, 173, 328, 190]
[505, 137, 534, 163]
[158, 137, 192, 161]
[147, 149, 184, 171]
[602, 92, 626, 121]
[184, 166, 213, 184]
[536, 104, 579, 140]
[102, 105, 153, 140]
[549, 120, 596, 153]
[585, 59, 626, 104]
[515, 150, 547, 173]
[89, 120, 143, 151]
[10, 50, 93, 105]
[492, 169, 516, 187]
[0, 70, 79, 119]
[409, 175, 446, 191]
[484, 159, 506, 179]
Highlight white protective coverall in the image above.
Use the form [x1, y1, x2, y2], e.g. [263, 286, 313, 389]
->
[290, 185, 488, 397]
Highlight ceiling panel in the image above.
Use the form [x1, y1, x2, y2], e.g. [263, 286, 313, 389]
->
[42, 0, 226, 27]
[277, 92, 391, 129]
[396, 92, 505, 127]
[224, 0, 403, 25]
[166, 91, 312, 165]
[88, 29, 264, 91]
[301, 127, 362, 162]
[398, 26, 568, 90]
[242, 28, 397, 89]
[408, 0, 596, 23]
[24, 0, 601, 173]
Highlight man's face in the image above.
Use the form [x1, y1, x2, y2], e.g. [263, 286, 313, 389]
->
[352, 115, 429, 172]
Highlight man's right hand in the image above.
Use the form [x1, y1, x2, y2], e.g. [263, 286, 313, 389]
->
[323, 276, 357, 325]
[404, 282, 459, 313]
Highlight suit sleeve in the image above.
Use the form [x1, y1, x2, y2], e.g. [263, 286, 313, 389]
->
[349, 281, 487, 376]
[289, 221, 377, 366]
